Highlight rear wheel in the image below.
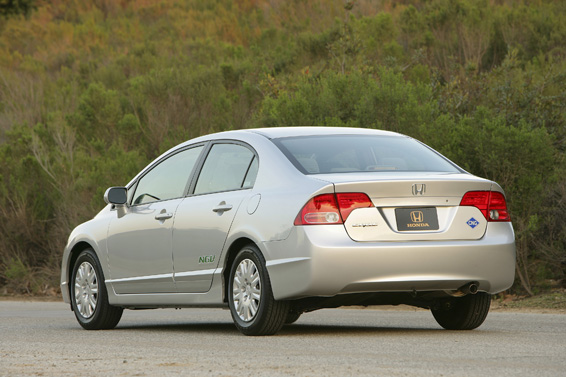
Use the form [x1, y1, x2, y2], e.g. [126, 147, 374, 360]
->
[431, 293, 491, 330]
[70, 249, 123, 330]
[228, 245, 289, 336]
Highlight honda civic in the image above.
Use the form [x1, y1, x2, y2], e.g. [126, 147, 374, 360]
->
[61, 127, 515, 335]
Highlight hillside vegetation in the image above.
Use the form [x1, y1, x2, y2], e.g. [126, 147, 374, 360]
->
[0, 0, 565, 296]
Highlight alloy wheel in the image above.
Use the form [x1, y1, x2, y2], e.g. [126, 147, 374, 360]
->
[74, 261, 99, 319]
[232, 258, 261, 322]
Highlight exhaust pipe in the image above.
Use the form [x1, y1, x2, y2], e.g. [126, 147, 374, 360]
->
[458, 282, 479, 295]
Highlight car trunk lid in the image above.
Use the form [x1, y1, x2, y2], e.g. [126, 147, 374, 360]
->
[314, 172, 493, 241]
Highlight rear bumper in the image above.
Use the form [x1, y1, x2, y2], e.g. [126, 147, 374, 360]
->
[264, 222, 515, 300]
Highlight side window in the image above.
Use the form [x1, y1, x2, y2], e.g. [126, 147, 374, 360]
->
[132, 146, 203, 205]
[242, 156, 258, 189]
[194, 144, 256, 195]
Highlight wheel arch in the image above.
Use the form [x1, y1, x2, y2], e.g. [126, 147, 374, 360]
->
[222, 237, 262, 303]
[66, 241, 96, 299]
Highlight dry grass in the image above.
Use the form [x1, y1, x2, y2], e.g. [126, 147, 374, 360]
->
[491, 289, 566, 313]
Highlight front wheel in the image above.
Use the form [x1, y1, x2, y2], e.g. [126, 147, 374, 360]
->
[228, 245, 289, 336]
[431, 292, 491, 330]
[70, 249, 123, 330]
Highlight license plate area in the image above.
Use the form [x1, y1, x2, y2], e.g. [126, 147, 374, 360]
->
[395, 208, 439, 231]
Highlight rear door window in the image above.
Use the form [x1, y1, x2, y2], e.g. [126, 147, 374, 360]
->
[194, 143, 257, 195]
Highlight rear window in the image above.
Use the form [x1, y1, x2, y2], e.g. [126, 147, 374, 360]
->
[272, 135, 460, 174]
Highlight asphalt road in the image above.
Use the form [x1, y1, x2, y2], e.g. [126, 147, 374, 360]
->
[1, 301, 565, 376]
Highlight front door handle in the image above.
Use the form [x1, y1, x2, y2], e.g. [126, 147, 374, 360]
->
[155, 212, 173, 220]
[212, 201, 233, 213]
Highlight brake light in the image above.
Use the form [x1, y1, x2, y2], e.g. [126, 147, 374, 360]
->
[336, 193, 373, 220]
[487, 191, 510, 221]
[460, 191, 510, 222]
[294, 193, 373, 225]
[460, 191, 490, 218]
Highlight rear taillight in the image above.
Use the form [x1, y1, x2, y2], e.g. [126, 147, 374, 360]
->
[294, 193, 373, 225]
[460, 191, 510, 222]
[336, 193, 373, 220]
[487, 191, 510, 221]
[294, 194, 341, 225]
[460, 191, 490, 218]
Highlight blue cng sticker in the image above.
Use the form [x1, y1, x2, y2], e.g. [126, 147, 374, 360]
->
[467, 217, 479, 229]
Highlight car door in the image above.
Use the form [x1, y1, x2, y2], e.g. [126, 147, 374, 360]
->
[172, 142, 259, 293]
[106, 145, 205, 294]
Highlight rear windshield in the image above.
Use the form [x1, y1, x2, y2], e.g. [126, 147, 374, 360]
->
[272, 134, 460, 174]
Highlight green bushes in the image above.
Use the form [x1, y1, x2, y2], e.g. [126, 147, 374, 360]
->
[0, 0, 565, 295]
[255, 68, 436, 135]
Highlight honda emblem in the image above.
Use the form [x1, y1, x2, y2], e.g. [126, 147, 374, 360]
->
[412, 184, 426, 196]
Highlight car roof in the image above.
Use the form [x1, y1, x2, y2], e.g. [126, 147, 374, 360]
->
[148, 127, 407, 180]
[221, 126, 404, 140]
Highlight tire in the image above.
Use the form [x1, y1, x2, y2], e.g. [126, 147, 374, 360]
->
[431, 292, 491, 330]
[285, 310, 302, 325]
[228, 245, 289, 336]
[70, 249, 123, 330]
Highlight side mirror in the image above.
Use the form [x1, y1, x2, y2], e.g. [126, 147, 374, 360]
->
[104, 187, 128, 205]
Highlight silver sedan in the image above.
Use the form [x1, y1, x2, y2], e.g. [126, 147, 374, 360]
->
[61, 127, 515, 335]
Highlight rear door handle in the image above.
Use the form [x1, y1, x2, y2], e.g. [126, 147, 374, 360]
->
[155, 212, 173, 220]
[212, 201, 233, 213]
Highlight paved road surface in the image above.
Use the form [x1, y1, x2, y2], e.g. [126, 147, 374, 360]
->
[1, 301, 565, 376]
